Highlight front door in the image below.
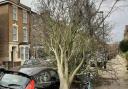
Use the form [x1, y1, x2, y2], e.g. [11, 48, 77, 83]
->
[11, 46, 16, 67]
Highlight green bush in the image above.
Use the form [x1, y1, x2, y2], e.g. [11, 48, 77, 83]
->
[119, 40, 128, 53]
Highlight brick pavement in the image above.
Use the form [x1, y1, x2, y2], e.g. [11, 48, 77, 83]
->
[95, 55, 128, 89]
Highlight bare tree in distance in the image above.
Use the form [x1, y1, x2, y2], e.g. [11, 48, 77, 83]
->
[31, 0, 123, 89]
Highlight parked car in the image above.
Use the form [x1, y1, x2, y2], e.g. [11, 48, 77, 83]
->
[0, 70, 35, 89]
[19, 59, 60, 89]
[19, 59, 94, 89]
[19, 67, 59, 89]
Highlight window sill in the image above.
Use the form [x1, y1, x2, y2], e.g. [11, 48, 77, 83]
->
[12, 40, 18, 42]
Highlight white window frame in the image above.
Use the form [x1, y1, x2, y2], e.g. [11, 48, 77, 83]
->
[25, 47, 29, 60]
[20, 46, 29, 60]
[20, 47, 24, 60]
[23, 10, 27, 23]
[12, 5, 18, 21]
[23, 27, 28, 42]
[12, 24, 18, 41]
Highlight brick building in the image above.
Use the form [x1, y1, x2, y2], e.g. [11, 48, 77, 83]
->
[0, 0, 31, 68]
[124, 25, 128, 40]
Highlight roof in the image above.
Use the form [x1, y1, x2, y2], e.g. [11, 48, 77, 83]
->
[0, 0, 31, 11]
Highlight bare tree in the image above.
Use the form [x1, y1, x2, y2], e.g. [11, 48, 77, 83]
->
[31, 0, 121, 89]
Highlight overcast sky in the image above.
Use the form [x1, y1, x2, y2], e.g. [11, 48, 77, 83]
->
[1, 0, 128, 43]
[20, 0, 128, 43]
[99, 0, 128, 43]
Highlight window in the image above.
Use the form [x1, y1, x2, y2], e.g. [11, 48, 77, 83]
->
[49, 70, 59, 80]
[20, 47, 29, 60]
[25, 47, 29, 60]
[1, 74, 30, 86]
[23, 27, 28, 42]
[13, 6, 18, 20]
[23, 10, 27, 23]
[20, 47, 24, 60]
[12, 26, 18, 41]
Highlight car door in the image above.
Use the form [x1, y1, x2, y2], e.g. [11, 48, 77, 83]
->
[48, 69, 59, 89]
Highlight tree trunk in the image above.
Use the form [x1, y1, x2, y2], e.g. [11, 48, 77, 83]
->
[58, 67, 70, 89]
[59, 79, 69, 89]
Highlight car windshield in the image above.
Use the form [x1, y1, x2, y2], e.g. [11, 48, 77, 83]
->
[0, 74, 29, 86]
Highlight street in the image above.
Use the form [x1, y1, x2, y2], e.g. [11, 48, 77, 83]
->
[95, 55, 128, 89]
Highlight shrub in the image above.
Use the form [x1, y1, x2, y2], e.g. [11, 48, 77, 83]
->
[119, 40, 128, 53]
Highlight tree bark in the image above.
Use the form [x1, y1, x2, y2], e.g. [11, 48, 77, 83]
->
[58, 66, 70, 89]
[59, 79, 69, 89]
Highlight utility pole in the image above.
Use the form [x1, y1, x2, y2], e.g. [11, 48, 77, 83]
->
[101, 11, 107, 69]
[100, 11, 107, 69]
[96, 11, 107, 69]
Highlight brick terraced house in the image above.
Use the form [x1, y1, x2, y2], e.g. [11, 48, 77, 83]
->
[0, 0, 31, 68]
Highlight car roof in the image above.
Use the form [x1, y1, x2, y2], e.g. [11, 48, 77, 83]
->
[19, 67, 57, 76]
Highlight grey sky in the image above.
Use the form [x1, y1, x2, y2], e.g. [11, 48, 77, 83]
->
[20, 0, 128, 43]
[20, 0, 33, 8]
[0, 0, 127, 43]
[99, 0, 128, 43]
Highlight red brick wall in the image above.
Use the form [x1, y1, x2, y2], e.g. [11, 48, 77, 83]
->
[0, 4, 9, 61]
[8, 3, 31, 43]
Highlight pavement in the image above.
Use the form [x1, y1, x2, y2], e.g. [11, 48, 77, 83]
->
[95, 55, 128, 89]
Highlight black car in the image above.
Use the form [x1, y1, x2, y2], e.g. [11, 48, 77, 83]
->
[19, 59, 92, 89]
[19, 59, 60, 89]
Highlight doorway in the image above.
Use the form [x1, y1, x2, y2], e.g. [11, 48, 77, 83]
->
[11, 46, 16, 67]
